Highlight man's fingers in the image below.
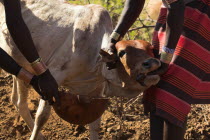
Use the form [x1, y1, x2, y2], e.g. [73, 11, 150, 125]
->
[48, 97, 54, 105]
[148, 69, 163, 75]
[40, 90, 48, 100]
[48, 100, 54, 105]
[148, 64, 168, 75]
[41, 95, 48, 100]
[53, 91, 61, 106]
[106, 61, 117, 70]
[35, 88, 48, 100]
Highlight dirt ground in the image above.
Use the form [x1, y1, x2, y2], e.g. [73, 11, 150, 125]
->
[0, 72, 210, 140]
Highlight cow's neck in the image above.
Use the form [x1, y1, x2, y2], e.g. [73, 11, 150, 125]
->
[101, 62, 142, 98]
[59, 57, 104, 97]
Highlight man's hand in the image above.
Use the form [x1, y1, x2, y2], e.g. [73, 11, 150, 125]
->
[148, 61, 169, 76]
[106, 42, 118, 70]
[30, 70, 60, 105]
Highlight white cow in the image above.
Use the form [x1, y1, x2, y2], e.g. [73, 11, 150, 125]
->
[0, 0, 160, 139]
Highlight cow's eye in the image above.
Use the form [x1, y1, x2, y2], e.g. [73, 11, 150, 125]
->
[118, 50, 126, 58]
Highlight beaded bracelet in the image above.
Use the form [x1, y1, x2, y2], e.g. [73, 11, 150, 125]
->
[160, 46, 175, 63]
[160, 51, 173, 64]
[31, 58, 47, 75]
[17, 68, 33, 84]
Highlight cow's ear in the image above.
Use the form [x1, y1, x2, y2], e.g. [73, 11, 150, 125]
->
[99, 49, 116, 62]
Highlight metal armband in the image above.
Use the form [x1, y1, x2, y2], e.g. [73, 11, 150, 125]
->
[110, 31, 122, 42]
[31, 58, 47, 75]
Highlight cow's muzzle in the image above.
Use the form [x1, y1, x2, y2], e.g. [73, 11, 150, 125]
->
[136, 73, 147, 86]
[136, 58, 161, 86]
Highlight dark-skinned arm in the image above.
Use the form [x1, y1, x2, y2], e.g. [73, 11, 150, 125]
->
[164, 0, 185, 52]
[114, 0, 145, 38]
[0, 47, 45, 97]
[150, 0, 185, 75]
[3, 0, 39, 62]
[110, 0, 145, 51]
[3, 0, 60, 105]
[106, 0, 145, 70]
[0, 47, 21, 76]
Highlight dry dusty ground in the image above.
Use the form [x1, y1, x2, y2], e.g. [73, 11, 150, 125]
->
[0, 72, 210, 140]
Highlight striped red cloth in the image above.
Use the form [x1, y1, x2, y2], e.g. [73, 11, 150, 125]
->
[143, 0, 210, 127]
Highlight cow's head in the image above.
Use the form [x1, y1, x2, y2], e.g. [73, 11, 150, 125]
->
[100, 40, 161, 97]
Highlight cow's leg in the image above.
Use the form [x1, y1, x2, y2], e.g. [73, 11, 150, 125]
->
[89, 117, 101, 140]
[11, 76, 18, 108]
[15, 78, 35, 130]
[30, 99, 51, 140]
[12, 77, 45, 140]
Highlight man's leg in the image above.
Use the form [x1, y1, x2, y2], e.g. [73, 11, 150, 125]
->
[163, 118, 187, 140]
[150, 111, 164, 140]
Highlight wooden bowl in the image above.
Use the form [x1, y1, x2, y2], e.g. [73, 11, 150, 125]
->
[53, 91, 109, 125]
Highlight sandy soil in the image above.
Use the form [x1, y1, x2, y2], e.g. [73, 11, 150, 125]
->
[0, 72, 210, 140]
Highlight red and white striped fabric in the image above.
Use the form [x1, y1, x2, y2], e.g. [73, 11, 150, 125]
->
[143, 0, 210, 127]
